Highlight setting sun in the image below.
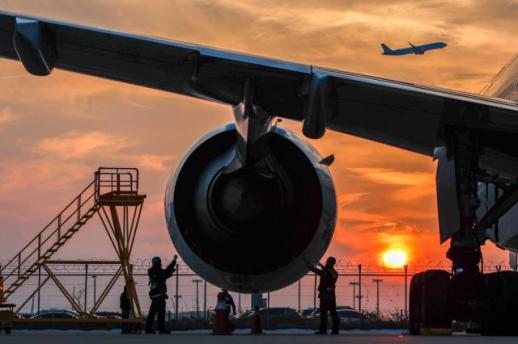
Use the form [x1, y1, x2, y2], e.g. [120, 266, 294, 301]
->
[382, 249, 407, 268]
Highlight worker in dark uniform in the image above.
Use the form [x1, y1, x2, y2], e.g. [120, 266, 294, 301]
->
[120, 285, 131, 334]
[308, 256, 340, 335]
[145, 254, 177, 334]
[221, 289, 236, 331]
[221, 289, 237, 317]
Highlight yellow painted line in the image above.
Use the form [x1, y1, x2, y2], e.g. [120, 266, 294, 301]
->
[420, 328, 452, 336]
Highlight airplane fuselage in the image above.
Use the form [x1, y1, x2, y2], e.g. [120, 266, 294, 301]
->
[382, 41, 447, 55]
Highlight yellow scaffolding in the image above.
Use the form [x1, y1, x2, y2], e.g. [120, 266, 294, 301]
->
[0, 167, 146, 328]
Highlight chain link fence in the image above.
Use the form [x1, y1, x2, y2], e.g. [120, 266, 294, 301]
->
[1, 258, 513, 322]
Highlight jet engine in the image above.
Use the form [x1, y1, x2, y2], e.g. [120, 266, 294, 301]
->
[165, 124, 336, 292]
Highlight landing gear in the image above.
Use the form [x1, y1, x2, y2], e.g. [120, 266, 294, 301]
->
[408, 270, 450, 335]
[410, 129, 518, 335]
[480, 271, 518, 336]
[409, 243, 518, 336]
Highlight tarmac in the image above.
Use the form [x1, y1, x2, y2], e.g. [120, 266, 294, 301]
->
[1, 330, 518, 343]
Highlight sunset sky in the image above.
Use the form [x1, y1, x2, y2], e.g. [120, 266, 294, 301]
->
[0, 0, 516, 272]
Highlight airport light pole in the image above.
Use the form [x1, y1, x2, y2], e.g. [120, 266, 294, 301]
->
[372, 279, 383, 318]
[349, 282, 359, 309]
[192, 279, 203, 319]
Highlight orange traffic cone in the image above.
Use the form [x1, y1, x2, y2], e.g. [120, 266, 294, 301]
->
[250, 305, 262, 335]
[212, 292, 231, 335]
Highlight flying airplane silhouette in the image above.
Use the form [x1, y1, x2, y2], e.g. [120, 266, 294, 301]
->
[381, 41, 447, 55]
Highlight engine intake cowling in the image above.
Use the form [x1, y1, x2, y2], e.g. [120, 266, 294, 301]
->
[165, 124, 336, 292]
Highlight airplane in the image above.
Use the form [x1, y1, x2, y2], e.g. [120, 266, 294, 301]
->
[381, 41, 447, 55]
[0, 11, 517, 335]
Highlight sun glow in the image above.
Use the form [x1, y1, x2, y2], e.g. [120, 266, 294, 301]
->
[382, 249, 407, 268]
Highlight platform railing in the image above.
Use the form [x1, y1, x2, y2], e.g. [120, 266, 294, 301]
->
[94, 167, 139, 201]
[0, 181, 97, 286]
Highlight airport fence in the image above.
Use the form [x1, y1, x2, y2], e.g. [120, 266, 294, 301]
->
[1, 258, 513, 321]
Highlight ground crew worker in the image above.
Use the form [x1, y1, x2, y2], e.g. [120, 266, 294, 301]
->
[120, 285, 131, 334]
[217, 289, 236, 332]
[221, 289, 236, 317]
[307, 256, 340, 335]
[145, 254, 177, 334]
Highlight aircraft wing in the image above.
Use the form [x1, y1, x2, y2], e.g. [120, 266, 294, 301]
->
[0, 12, 517, 156]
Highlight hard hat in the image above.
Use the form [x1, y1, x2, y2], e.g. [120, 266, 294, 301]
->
[151, 256, 161, 265]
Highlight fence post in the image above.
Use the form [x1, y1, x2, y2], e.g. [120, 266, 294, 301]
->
[349, 281, 358, 309]
[203, 280, 207, 320]
[84, 263, 89, 314]
[358, 264, 362, 314]
[37, 266, 41, 313]
[313, 273, 317, 310]
[404, 264, 408, 319]
[175, 265, 179, 319]
[298, 279, 301, 312]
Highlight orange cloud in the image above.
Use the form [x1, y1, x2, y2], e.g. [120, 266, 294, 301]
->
[0, 107, 16, 126]
[134, 154, 175, 172]
[348, 167, 433, 186]
[36, 131, 134, 159]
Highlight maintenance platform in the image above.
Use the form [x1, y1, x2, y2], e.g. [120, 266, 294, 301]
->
[0, 168, 146, 333]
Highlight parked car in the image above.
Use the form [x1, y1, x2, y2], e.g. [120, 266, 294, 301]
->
[301, 307, 317, 318]
[95, 311, 122, 319]
[336, 307, 363, 324]
[312, 306, 364, 324]
[31, 309, 79, 319]
[253, 307, 302, 321]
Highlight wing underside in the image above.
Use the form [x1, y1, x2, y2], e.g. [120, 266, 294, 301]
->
[0, 11, 517, 158]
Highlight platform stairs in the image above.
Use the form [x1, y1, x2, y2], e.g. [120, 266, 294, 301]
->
[0, 168, 142, 302]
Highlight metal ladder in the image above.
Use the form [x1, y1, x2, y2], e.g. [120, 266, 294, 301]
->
[0, 179, 99, 300]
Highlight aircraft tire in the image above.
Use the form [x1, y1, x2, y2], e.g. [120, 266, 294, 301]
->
[408, 270, 450, 335]
[480, 271, 518, 336]
[408, 272, 422, 335]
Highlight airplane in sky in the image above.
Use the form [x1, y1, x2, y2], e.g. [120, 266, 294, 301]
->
[0, 11, 517, 335]
[381, 41, 447, 55]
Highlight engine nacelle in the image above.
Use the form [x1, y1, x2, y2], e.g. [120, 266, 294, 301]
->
[165, 124, 336, 292]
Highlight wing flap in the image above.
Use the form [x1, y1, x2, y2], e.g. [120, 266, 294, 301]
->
[318, 68, 518, 155]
